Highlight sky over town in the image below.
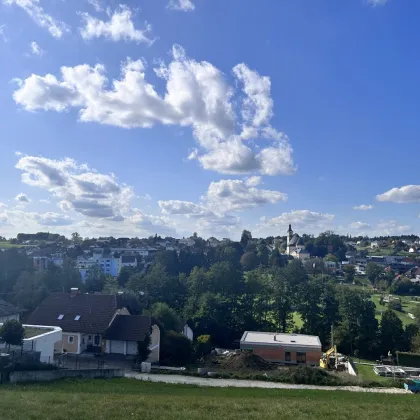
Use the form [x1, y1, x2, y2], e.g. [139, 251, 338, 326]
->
[0, 0, 419, 239]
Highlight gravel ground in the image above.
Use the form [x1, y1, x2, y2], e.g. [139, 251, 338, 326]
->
[125, 372, 409, 394]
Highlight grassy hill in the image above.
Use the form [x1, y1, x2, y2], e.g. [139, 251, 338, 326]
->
[0, 378, 418, 420]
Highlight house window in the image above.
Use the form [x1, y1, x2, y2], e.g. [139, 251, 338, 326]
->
[68, 336, 75, 344]
[88, 335, 92, 341]
[74, 315, 81, 321]
[285, 351, 291, 362]
[57, 314, 64, 320]
[296, 352, 306, 364]
[94, 335, 100, 346]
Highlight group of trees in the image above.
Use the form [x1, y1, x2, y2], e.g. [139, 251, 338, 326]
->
[122, 239, 419, 358]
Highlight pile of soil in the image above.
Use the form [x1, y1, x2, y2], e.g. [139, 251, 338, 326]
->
[223, 352, 275, 371]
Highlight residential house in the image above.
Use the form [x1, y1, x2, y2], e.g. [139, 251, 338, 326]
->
[120, 255, 138, 269]
[27, 290, 129, 354]
[103, 315, 160, 361]
[179, 238, 195, 247]
[240, 332, 322, 366]
[0, 299, 25, 323]
[26, 290, 160, 362]
[370, 241, 379, 249]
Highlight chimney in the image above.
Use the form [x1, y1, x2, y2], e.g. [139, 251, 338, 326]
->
[70, 288, 80, 298]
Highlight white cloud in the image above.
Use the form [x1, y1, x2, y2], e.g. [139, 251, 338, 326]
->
[32, 212, 74, 226]
[376, 220, 410, 235]
[376, 185, 420, 203]
[349, 221, 371, 230]
[353, 204, 374, 211]
[203, 178, 287, 213]
[29, 41, 44, 56]
[15, 192, 30, 202]
[167, 0, 195, 12]
[87, 0, 103, 12]
[0, 24, 7, 42]
[367, 0, 389, 7]
[159, 200, 214, 218]
[259, 210, 335, 233]
[4, 0, 69, 38]
[15, 155, 133, 220]
[12, 45, 295, 176]
[79, 5, 153, 44]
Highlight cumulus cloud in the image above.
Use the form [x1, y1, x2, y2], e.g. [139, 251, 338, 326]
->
[15, 155, 133, 220]
[203, 178, 287, 213]
[79, 5, 154, 44]
[32, 212, 74, 226]
[12, 45, 295, 176]
[159, 200, 214, 218]
[167, 0, 195, 12]
[349, 221, 371, 230]
[353, 204, 373, 211]
[259, 210, 335, 233]
[376, 220, 410, 235]
[376, 185, 420, 203]
[28, 41, 44, 56]
[15, 192, 30, 202]
[4, 0, 69, 38]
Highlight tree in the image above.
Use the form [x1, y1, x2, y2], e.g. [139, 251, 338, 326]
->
[324, 254, 338, 263]
[196, 334, 212, 358]
[366, 262, 383, 285]
[0, 320, 24, 350]
[240, 230, 252, 249]
[160, 331, 194, 366]
[152, 302, 182, 332]
[102, 275, 119, 294]
[71, 232, 82, 243]
[85, 265, 106, 293]
[257, 245, 269, 266]
[240, 252, 258, 271]
[13, 271, 48, 310]
[411, 333, 420, 353]
[136, 333, 151, 363]
[379, 309, 404, 355]
[401, 324, 419, 352]
[342, 265, 355, 283]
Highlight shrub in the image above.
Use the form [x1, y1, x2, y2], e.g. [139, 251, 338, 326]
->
[195, 335, 212, 358]
[161, 331, 194, 366]
[397, 351, 420, 368]
[388, 300, 402, 312]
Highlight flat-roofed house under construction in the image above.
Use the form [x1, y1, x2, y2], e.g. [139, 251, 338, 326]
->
[240, 332, 322, 366]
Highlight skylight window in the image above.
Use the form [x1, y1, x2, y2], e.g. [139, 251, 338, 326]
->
[57, 314, 64, 320]
[74, 315, 81, 321]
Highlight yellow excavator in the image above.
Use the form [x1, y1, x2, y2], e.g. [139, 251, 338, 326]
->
[320, 345, 338, 370]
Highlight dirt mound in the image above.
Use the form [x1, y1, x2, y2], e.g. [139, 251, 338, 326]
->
[223, 352, 274, 371]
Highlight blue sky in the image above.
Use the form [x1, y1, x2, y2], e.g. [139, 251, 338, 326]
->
[0, 0, 419, 239]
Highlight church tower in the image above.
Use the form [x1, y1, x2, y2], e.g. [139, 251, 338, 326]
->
[286, 224, 293, 254]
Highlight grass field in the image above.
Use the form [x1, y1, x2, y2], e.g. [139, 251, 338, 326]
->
[371, 294, 418, 326]
[0, 379, 419, 420]
[0, 241, 23, 249]
[355, 363, 398, 386]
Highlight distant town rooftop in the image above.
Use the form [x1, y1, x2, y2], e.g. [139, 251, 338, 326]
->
[240, 331, 321, 349]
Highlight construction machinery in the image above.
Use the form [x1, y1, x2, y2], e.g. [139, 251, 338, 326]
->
[320, 345, 340, 370]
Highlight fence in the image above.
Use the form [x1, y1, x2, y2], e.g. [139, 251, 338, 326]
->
[9, 368, 126, 384]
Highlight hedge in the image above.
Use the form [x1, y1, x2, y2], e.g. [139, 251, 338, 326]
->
[397, 352, 420, 368]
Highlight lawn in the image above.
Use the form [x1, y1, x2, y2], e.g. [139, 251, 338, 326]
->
[371, 294, 418, 326]
[355, 363, 398, 386]
[0, 379, 419, 420]
[24, 327, 53, 338]
[0, 241, 23, 249]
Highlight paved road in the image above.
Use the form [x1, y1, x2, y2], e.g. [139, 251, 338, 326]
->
[125, 372, 409, 394]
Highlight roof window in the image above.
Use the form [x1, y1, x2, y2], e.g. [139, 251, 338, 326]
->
[57, 314, 64, 320]
[74, 315, 81, 321]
